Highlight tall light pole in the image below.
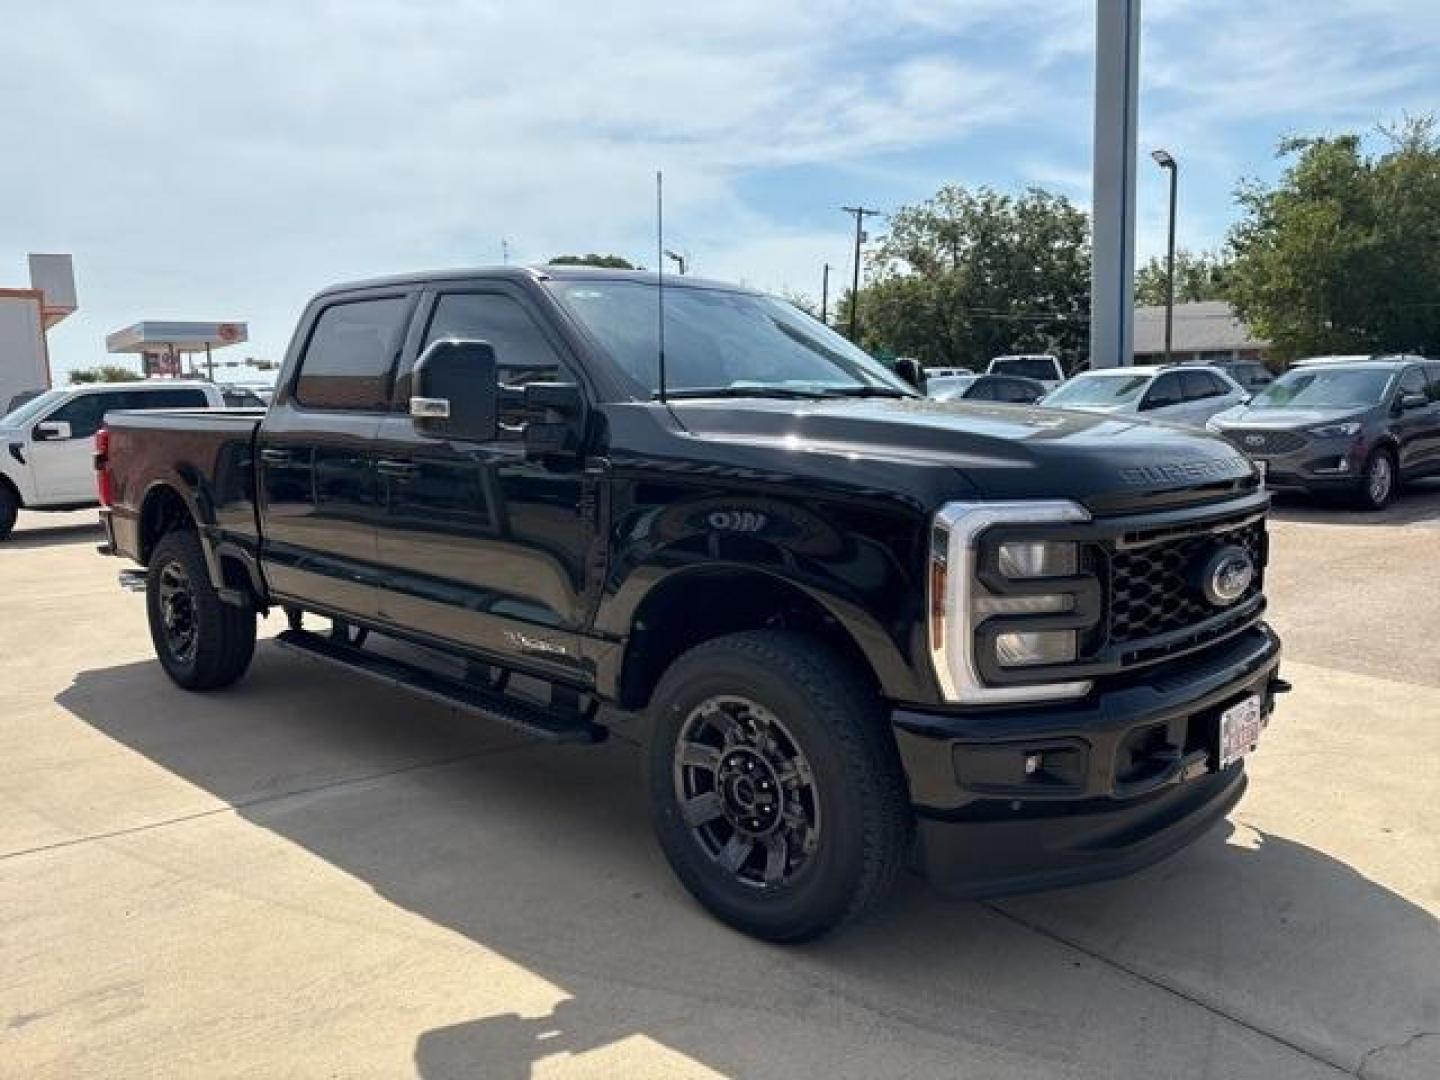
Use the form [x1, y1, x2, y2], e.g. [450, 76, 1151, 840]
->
[663, 249, 687, 276]
[1090, 0, 1141, 367]
[820, 263, 830, 324]
[841, 205, 881, 340]
[1151, 148, 1178, 364]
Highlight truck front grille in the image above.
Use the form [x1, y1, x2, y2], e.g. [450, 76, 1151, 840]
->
[1108, 518, 1265, 645]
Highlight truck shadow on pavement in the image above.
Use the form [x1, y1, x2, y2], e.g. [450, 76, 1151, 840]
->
[56, 651, 1440, 1079]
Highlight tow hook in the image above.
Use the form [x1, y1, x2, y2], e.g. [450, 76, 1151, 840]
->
[1270, 676, 1293, 695]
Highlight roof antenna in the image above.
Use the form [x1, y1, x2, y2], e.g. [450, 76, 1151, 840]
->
[656, 169, 668, 403]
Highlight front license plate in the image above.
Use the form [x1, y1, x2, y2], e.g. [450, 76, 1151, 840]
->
[1219, 694, 1264, 769]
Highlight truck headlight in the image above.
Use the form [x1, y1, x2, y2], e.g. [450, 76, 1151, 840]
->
[929, 501, 1094, 705]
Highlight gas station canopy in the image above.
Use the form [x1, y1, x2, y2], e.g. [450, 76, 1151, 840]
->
[106, 320, 247, 355]
[106, 320, 248, 378]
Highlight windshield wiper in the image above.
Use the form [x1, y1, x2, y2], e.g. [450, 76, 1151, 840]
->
[656, 386, 834, 401]
[815, 386, 914, 399]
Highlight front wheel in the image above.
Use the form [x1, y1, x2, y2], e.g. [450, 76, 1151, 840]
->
[146, 529, 256, 690]
[1353, 448, 1397, 510]
[647, 631, 911, 942]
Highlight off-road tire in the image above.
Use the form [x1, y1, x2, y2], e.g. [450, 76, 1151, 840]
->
[146, 529, 256, 690]
[647, 630, 911, 942]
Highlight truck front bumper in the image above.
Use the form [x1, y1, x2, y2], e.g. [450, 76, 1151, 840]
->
[892, 623, 1282, 899]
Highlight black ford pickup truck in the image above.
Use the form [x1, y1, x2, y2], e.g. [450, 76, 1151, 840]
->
[97, 266, 1285, 941]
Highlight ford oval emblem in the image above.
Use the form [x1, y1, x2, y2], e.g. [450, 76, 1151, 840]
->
[1197, 545, 1255, 607]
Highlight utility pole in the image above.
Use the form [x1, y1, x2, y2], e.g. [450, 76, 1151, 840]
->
[502, 238, 511, 265]
[820, 263, 830, 325]
[1151, 148, 1179, 364]
[841, 205, 881, 340]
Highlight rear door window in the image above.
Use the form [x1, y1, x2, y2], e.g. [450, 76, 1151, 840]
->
[965, 379, 997, 401]
[1180, 371, 1222, 400]
[294, 296, 411, 410]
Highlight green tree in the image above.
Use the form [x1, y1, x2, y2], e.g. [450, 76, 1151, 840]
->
[68, 364, 140, 385]
[1134, 249, 1232, 307]
[547, 253, 636, 269]
[1225, 116, 1440, 361]
[848, 185, 1090, 370]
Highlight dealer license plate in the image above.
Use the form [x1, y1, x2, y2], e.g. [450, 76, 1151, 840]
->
[1219, 694, 1264, 770]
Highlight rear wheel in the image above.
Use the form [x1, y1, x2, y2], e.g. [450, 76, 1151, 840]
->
[647, 631, 911, 942]
[1354, 448, 1396, 510]
[146, 529, 256, 690]
[0, 484, 17, 541]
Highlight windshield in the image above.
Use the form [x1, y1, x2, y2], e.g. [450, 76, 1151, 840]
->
[991, 357, 1056, 380]
[549, 281, 916, 398]
[1249, 368, 1393, 409]
[1043, 373, 1150, 407]
[1, 388, 65, 427]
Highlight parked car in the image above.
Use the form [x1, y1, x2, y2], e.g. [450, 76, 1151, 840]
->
[928, 373, 1047, 404]
[1180, 357, 1274, 393]
[0, 380, 226, 539]
[219, 384, 272, 408]
[1041, 365, 1248, 427]
[1207, 355, 1440, 509]
[987, 354, 1066, 389]
[98, 265, 1284, 941]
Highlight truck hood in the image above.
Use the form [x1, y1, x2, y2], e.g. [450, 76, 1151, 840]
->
[666, 398, 1257, 511]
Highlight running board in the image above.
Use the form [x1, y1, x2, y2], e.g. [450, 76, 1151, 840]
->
[273, 629, 603, 744]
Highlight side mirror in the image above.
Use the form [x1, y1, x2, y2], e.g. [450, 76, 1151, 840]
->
[893, 358, 926, 391]
[411, 339, 497, 442]
[1399, 391, 1428, 412]
[34, 420, 72, 442]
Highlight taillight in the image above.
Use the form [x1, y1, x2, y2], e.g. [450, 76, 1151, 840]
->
[94, 428, 113, 507]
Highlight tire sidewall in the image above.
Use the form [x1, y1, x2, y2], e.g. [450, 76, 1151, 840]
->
[647, 641, 880, 938]
[1359, 448, 1396, 510]
[146, 532, 211, 687]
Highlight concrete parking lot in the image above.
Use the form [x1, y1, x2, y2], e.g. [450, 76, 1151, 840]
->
[3, 489, 1438, 1079]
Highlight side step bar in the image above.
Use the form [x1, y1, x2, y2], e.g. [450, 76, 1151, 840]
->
[273, 629, 604, 744]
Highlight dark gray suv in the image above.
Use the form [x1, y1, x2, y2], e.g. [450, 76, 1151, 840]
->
[1207, 355, 1440, 509]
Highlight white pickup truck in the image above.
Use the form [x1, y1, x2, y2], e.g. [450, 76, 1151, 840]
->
[0, 380, 224, 539]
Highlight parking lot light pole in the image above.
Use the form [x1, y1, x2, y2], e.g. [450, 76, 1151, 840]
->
[1151, 148, 1178, 364]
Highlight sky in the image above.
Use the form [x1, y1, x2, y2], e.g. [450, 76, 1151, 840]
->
[2, 0, 1437, 380]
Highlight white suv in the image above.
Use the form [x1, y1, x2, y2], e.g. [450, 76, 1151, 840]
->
[1040, 365, 1248, 427]
[986, 354, 1066, 389]
[0, 380, 224, 539]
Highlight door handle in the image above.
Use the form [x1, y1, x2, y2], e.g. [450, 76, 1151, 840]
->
[376, 458, 418, 478]
[259, 448, 291, 465]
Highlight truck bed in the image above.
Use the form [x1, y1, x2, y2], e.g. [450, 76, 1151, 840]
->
[103, 408, 266, 564]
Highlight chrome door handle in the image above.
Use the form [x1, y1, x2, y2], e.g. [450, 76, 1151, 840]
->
[376, 458, 418, 478]
[259, 448, 291, 465]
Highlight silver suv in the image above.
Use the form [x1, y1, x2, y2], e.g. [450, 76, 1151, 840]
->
[1206, 355, 1440, 509]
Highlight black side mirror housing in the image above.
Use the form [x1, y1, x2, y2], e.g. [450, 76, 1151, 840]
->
[1398, 391, 1428, 412]
[411, 339, 498, 442]
[893, 358, 926, 391]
